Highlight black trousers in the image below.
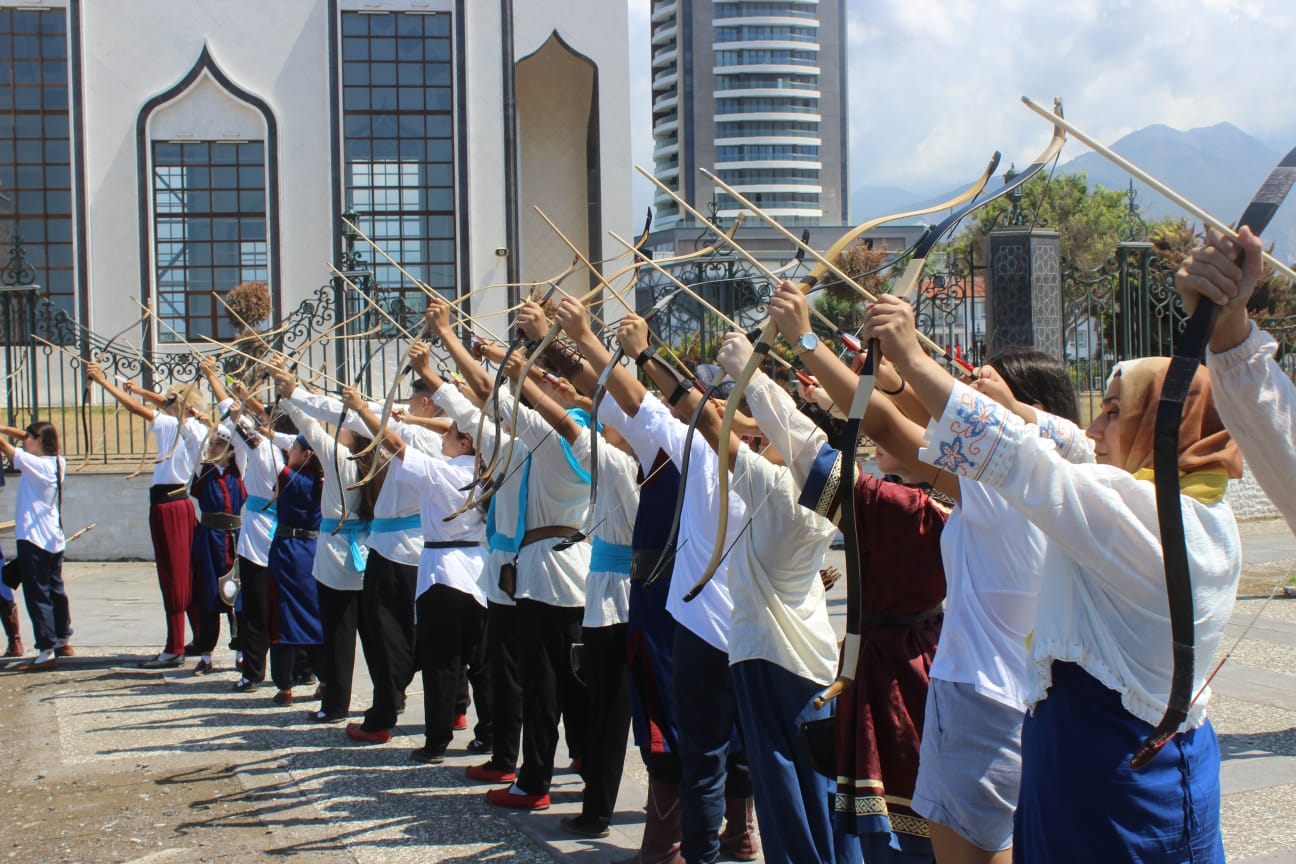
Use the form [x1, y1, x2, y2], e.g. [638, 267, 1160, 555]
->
[317, 582, 362, 715]
[17, 540, 70, 652]
[270, 643, 323, 691]
[516, 598, 588, 796]
[416, 585, 487, 754]
[192, 607, 234, 654]
[579, 622, 631, 824]
[234, 556, 269, 682]
[358, 551, 417, 732]
[486, 600, 524, 771]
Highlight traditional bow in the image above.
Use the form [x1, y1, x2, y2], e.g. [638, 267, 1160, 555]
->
[1026, 101, 1296, 767]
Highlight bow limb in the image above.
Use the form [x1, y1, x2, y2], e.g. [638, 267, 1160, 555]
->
[1129, 142, 1296, 769]
[346, 321, 428, 492]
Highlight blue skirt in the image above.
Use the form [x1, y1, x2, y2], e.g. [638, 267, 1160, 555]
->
[266, 536, 322, 646]
[1014, 662, 1223, 863]
[627, 575, 680, 755]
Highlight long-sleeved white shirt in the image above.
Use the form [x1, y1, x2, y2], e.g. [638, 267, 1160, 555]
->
[433, 383, 590, 608]
[571, 402, 637, 628]
[726, 372, 837, 683]
[226, 415, 286, 568]
[921, 380, 1240, 730]
[279, 399, 368, 592]
[287, 389, 441, 567]
[1208, 322, 1296, 532]
[150, 413, 205, 486]
[394, 447, 486, 604]
[606, 391, 740, 653]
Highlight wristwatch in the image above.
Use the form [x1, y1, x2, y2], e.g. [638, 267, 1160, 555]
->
[794, 331, 820, 356]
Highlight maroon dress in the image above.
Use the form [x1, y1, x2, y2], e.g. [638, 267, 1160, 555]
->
[833, 474, 947, 857]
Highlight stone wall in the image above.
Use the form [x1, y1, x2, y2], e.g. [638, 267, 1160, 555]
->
[1227, 461, 1282, 522]
[0, 474, 181, 561]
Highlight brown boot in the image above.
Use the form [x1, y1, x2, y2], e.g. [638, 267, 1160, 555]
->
[615, 777, 683, 864]
[718, 795, 758, 861]
[1, 602, 23, 658]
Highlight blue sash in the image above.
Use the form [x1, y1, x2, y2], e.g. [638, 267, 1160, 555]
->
[590, 537, 633, 574]
[319, 518, 371, 571]
[369, 514, 422, 535]
[486, 454, 531, 554]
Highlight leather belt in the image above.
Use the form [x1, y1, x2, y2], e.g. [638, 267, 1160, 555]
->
[859, 603, 943, 629]
[200, 512, 243, 531]
[274, 526, 320, 540]
[423, 539, 480, 550]
[149, 484, 186, 506]
[521, 525, 584, 549]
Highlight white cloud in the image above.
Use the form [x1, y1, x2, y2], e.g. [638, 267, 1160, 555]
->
[847, 0, 1296, 193]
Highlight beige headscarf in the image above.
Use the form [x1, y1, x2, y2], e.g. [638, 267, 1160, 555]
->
[1109, 357, 1242, 489]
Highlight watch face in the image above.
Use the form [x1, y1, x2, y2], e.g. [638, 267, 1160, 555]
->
[800, 333, 818, 352]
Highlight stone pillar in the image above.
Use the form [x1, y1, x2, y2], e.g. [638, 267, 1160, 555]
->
[983, 228, 1063, 356]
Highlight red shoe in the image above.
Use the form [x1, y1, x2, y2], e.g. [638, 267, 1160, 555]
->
[465, 762, 516, 783]
[346, 722, 392, 744]
[486, 786, 550, 811]
[453, 713, 468, 731]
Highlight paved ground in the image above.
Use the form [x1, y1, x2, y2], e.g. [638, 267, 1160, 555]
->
[0, 518, 1294, 863]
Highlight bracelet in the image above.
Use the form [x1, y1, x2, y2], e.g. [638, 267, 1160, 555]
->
[878, 374, 905, 396]
[635, 346, 657, 368]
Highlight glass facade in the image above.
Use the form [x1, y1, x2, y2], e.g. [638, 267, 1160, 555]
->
[0, 8, 74, 312]
[340, 10, 456, 301]
[152, 140, 268, 341]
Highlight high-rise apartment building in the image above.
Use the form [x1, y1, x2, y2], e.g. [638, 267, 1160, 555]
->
[650, 0, 848, 227]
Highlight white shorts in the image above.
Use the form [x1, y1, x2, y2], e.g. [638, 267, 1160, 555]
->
[911, 678, 1024, 852]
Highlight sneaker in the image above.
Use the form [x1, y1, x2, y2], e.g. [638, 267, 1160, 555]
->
[560, 814, 611, 838]
[232, 678, 259, 693]
[308, 709, 348, 723]
[346, 723, 392, 745]
[273, 689, 294, 707]
[466, 738, 492, 755]
[486, 786, 550, 811]
[192, 659, 215, 676]
[410, 746, 446, 765]
[466, 762, 516, 784]
[453, 713, 468, 731]
[139, 652, 184, 669]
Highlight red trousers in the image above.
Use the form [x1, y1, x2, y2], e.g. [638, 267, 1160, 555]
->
[149, 497, 196, 654]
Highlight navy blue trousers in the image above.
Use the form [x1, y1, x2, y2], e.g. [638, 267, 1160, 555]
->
[672, 625, 751, 864]
[733, 659, 862, 864]
[17, 540, 70, 652]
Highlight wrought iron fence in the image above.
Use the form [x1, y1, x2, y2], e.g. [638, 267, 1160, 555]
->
[2, 280, 425, 468]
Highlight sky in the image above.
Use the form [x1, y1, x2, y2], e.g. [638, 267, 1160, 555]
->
[627, 0, 1296, 213]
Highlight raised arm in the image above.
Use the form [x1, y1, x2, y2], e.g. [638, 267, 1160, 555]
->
[427, 294, 494, 400]
[501, 351, 580, 444]
[85, 362, 156, 421]
[558, 297, 648, 418]
[342, 386, 406, 459]
[200, 356, 231, 404]
[514, 300, 599, 395]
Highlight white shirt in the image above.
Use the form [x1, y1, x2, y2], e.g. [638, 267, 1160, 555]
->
[12, 450, 66, 554]
[571, 408, 636, 628]
[921, 380, 1240, 729]
[726, 372, 838, 683]
[226, 410, 286, 568]
[150, 414, 205, 485]
[280, 399, 367, 592]
[434, 383, 590, 608]
[394, 447, 486, 605]
[934, 407, 1097, 710]
[1208, 323, 1296, 532]
[288, 389, 440, 567]
[607, 391, 739, 653]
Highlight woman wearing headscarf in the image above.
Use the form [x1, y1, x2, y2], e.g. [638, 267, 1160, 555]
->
[865, 294, 1240, 863]
[188, 421, 245, 675]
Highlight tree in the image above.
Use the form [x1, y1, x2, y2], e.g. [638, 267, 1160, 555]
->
[1151, 219, 1296, 317]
